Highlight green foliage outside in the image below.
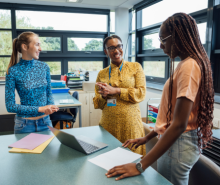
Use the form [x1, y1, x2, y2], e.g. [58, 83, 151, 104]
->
[68, 62, 103, 72]
[0, 10, 13, 78]
[39, 37, 61, 51]
[68, 38, 79, 51]
[0, 57, 10, 78]
[81, 40, 102, 51]
[144, 61, 165, 78]
[0, 10, 11, 28]
[46, 62, 61, 75]
[143, 37, 155, 50]
[0, 10, 104, 80]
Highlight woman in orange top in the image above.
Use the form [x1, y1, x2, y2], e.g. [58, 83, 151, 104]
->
[105, 13, 214, 185]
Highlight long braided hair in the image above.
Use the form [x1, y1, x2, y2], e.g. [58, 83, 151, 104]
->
[165, 13, 214, 149]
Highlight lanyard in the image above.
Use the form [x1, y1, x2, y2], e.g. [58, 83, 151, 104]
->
[109, 62, 123, 86]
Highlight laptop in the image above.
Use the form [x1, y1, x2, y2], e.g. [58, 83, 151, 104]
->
[48, 126, 108, 155]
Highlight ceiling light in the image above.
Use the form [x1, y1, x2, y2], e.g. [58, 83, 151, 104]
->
[67, 0, 83, 2]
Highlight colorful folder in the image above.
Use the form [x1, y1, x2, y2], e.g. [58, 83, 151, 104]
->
[9, 136, 54, 154]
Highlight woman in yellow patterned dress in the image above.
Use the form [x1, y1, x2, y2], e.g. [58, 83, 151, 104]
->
[93, 35, 146, 156]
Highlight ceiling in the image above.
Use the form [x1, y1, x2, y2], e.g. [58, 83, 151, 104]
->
[0, 0, 143, 10]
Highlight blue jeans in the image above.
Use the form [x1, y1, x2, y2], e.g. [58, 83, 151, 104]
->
[14, 115, 53, 134]
[157, 130, 200, 185]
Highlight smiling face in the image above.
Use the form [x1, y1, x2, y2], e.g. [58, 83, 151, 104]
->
[104, 38, 123, 66]
[21, 35, 42, 60]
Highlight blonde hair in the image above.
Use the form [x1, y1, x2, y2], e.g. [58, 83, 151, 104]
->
[7, 32, 38, 74]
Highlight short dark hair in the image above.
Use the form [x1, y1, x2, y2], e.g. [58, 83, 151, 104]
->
[103, 35, 122, 49]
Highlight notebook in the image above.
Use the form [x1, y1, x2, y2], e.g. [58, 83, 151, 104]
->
[9, 136, 54, 154]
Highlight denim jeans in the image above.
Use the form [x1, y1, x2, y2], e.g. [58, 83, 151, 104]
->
[14, 115, 53, 134]
[157, 129, 200, 185]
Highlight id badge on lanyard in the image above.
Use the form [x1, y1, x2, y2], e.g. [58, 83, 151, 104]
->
[107, 98, 117, 107]
[107, 62, 123, 107]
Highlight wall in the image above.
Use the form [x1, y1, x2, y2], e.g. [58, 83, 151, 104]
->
[115, 7, 129, 61]
[0, 85, 20, 115]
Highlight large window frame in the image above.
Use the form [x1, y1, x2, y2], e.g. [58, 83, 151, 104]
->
[0, 3, 111, 83]
[129, 0, 220, 91]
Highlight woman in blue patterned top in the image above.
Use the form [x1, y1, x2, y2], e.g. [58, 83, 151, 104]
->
[5, 32, 59, 134]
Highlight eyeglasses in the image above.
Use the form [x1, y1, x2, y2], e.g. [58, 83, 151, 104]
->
[106, 44, 123, 52]
[158, 35, 171, 45]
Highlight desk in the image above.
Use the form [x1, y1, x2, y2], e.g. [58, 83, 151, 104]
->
[53, 93, 82, 127]
[0, 126, 172, 185]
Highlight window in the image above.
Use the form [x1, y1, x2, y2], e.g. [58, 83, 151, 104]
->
[132, 11, 136, 31]
[132, 34, 135, 55]
[143, 61, 165, 78]
[68, 61, 103, 72]
[143, 32, 160, 50]
[174, 61, 180, 70]
[45, 62, 61, 75]
[0, 9, 11, 28]
[142, 0, 208, 28]
[131, 57, 136, 62]
[0, 31, 12, 55]
[0, 3, 109, 84]
[67, 38, 103, 51]
[110, 11, 115, 33]
[16, 10, 108, 32]
[142, 22, 206, 51]
[39, 37, 61, 51]
[0, 57, 10, 81]
[197, 22, 207, 44]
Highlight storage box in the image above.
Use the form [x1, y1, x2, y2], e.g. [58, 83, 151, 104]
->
[147, 116, 157, 123]
[148, 111, 158, 118]
[149, 104, 159, 113]
[52, 88, 70, 93]
[51, 80, 66, 88]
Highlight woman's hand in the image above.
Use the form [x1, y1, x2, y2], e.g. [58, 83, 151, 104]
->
[38, 105, 59, 115]
[122, 136, 149, 150]
[96, 82, 121, 96]
[106, 163, 141, 181]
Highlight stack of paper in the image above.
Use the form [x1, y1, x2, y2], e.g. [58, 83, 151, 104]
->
[8, 133, 54, 154]
[88, 147, 142, 170]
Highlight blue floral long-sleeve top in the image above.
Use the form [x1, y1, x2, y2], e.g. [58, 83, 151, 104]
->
[5, 59, 54, 118]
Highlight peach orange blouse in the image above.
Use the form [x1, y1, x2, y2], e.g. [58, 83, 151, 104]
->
[154, 57, 201, 135]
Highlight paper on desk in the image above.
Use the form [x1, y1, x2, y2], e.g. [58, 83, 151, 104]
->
[88, 147, 142, 171]
[8, 133, 53, 150]
[9, 136, 54, 154]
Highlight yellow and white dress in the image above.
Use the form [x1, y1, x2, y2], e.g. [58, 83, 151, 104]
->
[93, 60, 146, 155]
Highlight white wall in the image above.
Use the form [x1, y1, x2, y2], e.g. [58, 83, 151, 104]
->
[0, 85, 20, 115]
[115, 7, 129, 61]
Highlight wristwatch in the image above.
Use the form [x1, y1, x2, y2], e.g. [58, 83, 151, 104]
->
[136, 162, 144, 173]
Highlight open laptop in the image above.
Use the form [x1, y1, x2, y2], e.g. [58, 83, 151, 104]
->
[48, 126, 108, 155]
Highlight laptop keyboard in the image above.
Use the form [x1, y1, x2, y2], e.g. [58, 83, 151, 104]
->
[77, 139, 99, 153]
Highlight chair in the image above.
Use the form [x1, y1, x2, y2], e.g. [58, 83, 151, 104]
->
[50, 91, 79, 129]
[189, 154, 220, 185]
